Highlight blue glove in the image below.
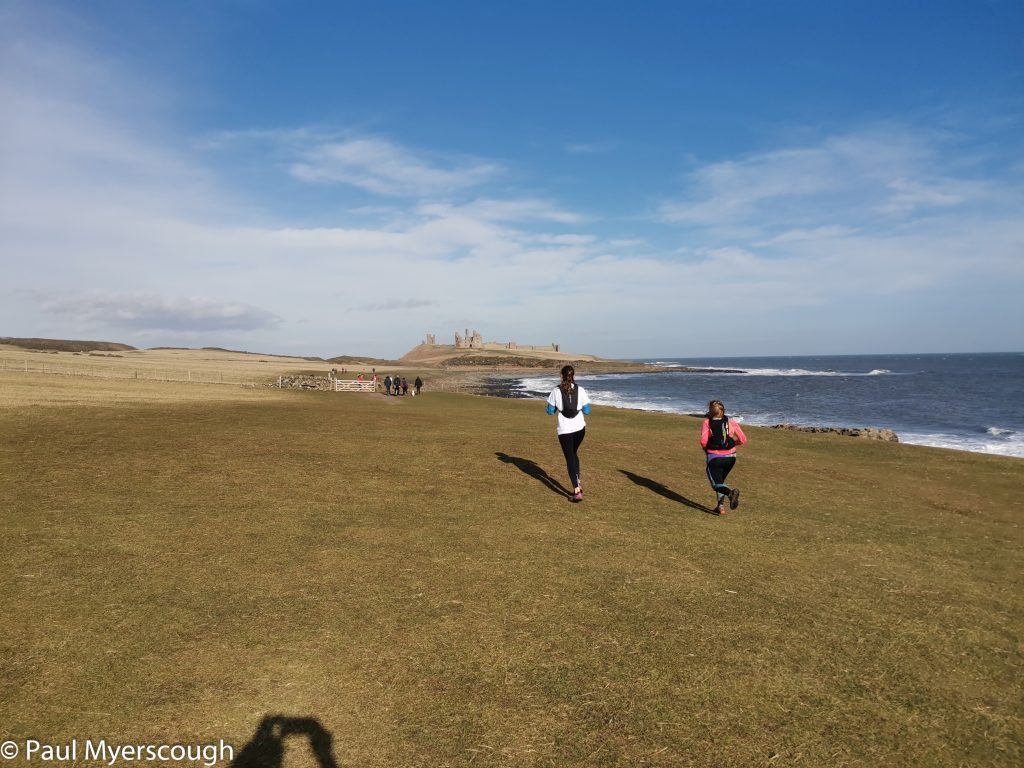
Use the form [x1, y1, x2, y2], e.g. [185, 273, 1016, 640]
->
[582, 404, 591, 415]
[546, 404, 557, 415]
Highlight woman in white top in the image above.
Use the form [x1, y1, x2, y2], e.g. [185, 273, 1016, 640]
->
[546, 365, 591, 502]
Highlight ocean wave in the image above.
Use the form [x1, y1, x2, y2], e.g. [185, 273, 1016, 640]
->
[613, 366, 901, 377]
[525, 368, 900, 382]
[901, 431, 1024, 458]
[584, 390, 700, 415]
[707, 366, 897, 377]
[986, 426, 1015, 437]
[516, 375, 560, 394]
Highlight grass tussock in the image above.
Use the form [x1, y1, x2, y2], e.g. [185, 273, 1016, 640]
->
[0, 379, 1021, 767]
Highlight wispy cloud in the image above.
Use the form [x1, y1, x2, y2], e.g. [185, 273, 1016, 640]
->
[40, 294, 281, 332]
[289, 137, 503, 197]
[416, 198, 583, 224]
[754, 225, 857, 246]
[358, 298, 437, 312]
[657, 128, 1005, 233]
[565, 141, 616, 154]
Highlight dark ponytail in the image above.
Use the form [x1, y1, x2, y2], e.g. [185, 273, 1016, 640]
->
[560, 365, 576, 393]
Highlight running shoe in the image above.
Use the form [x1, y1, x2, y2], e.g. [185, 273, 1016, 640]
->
[729, 489, 740, 510]
[716, 505, 726, 515]
[573, 490, 583, 502]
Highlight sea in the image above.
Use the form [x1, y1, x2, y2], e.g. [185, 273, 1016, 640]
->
[511, 353, 1024, 459]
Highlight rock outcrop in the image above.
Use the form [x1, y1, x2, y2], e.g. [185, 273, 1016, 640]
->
[268, 375, 336, 391]
[770, 424, 899, 442]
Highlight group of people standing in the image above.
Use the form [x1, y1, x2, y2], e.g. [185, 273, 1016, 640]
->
[382, 375, 422, 396]
[546, 365, 747, 514]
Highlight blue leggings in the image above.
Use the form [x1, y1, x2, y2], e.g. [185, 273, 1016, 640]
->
[706, 455, 736, 497]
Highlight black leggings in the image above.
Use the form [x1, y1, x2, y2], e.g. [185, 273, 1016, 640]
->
[558, 428, 586, 489]
[706, 456, 736, 497]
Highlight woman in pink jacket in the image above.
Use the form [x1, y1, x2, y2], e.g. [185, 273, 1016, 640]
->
[700, 399, 748, 515]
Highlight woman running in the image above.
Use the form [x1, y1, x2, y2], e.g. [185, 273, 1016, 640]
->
[700, 399, 748, 515]
[546, 365, 591, 502]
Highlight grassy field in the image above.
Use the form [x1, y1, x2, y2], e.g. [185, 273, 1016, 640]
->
[0, 344, 381, 388]
[0, 370, 1021, 767]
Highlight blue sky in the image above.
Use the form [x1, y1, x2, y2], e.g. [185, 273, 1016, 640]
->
[2, 0, 1022, 358]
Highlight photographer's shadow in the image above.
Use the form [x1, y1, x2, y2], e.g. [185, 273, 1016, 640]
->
[619, 469, 716, 514]
[495, 452, 572, 498]
[231, 715, 338, 768]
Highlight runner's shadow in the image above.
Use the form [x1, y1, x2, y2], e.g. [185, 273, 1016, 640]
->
[495, 452, 572, 498]
[619, 470, 716, 514]
[230, 715, 338, 768]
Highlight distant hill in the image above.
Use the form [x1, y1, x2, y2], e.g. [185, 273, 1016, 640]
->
[146, 346, 326, 362]
[200, 346, 325, 361]
[0, 337, 136, 353]
[400, 343, 606, 367]
[326, 354, 400, 366]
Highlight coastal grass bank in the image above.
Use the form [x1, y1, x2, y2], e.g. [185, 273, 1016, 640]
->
[1, 372, 1021, 767]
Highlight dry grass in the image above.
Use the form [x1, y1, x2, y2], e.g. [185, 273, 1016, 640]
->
[0, 375, 1021, 767]
[0, 370, 291, 408]
[0, 344, 388, 389]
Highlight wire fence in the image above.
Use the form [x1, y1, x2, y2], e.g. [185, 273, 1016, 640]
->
[0, 357, 263, 387]
[0, 357, 478, 393]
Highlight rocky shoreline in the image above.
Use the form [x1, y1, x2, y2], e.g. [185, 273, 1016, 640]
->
[464, 374, 900, 442]
[768, 424, 899, 442]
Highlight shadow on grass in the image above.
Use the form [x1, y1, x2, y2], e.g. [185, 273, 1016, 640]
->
[619, 469, 716, 514]
[231, 715, 338, 768]
[495, 452, 572, 498]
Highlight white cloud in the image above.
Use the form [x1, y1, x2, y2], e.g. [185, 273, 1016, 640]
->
[416, 198, 583, 224]
[657, 129, 1004, 231]
[289, 137, 502, 197]
[40, 294, 281, 332]
[565, 141, 616, 154]
[878, 176, 980, 216]
[755, 226, 857, 246]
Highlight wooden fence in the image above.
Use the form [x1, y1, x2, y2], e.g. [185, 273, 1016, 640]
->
[334, 379, 376, 392]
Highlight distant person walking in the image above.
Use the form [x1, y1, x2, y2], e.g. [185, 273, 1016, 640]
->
[546, 365, 591, 502]
[414, 376, 423, 395]
[401, 377, 408, 396]
[383, 375, 392, 395]
[700, 399, 748, 515]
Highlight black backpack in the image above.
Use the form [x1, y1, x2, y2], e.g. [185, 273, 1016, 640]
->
[705, 416, 736, 451]
[560, 384, 579, 418]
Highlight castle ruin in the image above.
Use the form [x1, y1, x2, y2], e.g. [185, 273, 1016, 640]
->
[426, 329, 559, 353]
